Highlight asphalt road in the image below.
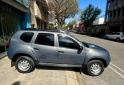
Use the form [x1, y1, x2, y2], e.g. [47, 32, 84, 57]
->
[70, 32, 124, 85]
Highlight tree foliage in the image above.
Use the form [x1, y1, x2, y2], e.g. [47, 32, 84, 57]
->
[80, 4, 101, 29]
[48, 0, 79, 28]
[67, 20, 76, 30]
[62, 25, 67, 29]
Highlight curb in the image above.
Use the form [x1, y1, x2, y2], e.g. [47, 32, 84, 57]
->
[0, 51, 7, 59]
[66, 70, 79, 85]
[75, 70, 86, 85]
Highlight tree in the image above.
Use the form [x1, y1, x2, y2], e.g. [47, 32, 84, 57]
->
[62, 25, 67, 29]
[48, 0, 79, 29]
[67, 20, 76, 30]
[80, 4, 101, 31]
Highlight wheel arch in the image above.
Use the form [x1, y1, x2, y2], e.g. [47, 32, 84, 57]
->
[12, 53, 37, 64]
[85, 58, 108, 68]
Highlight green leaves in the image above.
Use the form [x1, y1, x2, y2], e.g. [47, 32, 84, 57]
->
[67, 20, 76, 30]
[80, 4, 101, 27]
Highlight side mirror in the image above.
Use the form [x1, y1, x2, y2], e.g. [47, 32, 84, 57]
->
[78, 46, 83, 51]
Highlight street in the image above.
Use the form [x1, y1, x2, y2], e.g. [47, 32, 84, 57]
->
[71, 32, 124, 85]
[0, 32, 124, 85]
[0, 57, 81, 85]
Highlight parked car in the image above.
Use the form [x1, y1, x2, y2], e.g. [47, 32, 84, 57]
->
[105, 32, 124, 41]
[90, 32, 104, 37]
[90, 32, 97, 37]
[73, 29, 78, 33]
[7, 29, 110, 76]
[78, 31, 88, 35]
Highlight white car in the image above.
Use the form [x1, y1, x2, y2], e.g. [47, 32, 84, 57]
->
[105, 32, 124, 41]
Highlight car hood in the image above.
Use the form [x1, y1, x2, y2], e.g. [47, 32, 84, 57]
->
[81, 42, 107, 51]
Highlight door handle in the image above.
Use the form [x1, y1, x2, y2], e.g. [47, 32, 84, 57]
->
[58, 51, 64, 53]
[34, 48, 39, 50]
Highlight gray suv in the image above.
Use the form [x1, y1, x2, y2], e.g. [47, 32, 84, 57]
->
[7, 29, 110, 76]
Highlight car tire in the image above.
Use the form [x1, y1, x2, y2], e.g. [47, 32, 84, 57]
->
[116, 37, 120, 42]
[15, 56, 35, 73]
[86, 60, 104, 76]
[105, 36, 108, 39]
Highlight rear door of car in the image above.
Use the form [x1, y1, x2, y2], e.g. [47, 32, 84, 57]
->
[109, 33, 114, 39]
[112, 33, 120, 40]
[31, 32, 57, 64]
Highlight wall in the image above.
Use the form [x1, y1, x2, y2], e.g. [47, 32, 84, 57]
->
[30, 1, 49, 28]
[93, 18, 105, 25]
[1, 0, 29, 12]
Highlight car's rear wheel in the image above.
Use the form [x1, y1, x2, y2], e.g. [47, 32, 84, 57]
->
[116, 37, 120, 42]
[105, 36, 108, 39]
[15, 56, 35, 73]
[86, 60, 104, 76]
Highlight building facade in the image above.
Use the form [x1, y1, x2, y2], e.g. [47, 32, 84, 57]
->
[0, 0, 30, 53]
[77, 21, 86, 33]
[87, 18, 107, 35]
[30, 0, 49, 29]
[105, 0, 124, 33]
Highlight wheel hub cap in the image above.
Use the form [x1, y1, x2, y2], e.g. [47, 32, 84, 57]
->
[90, 63, 101, 75]
[18, 60, 30, 71]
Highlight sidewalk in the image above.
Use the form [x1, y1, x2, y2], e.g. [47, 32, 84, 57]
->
[0, 51, 7, 59]
[0, 57, 85, 85]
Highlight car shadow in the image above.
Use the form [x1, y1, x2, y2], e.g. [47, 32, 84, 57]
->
[35, 65, 83, 73]
[35, 65, 91, 76]
[12, 81, 20, 85]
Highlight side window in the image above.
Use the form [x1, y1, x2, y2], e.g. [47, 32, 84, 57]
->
[20, 32, 34, 43]
[58, 35, 79, 49]
[35, 33, 54, 46]
[111, 33, 114, 35]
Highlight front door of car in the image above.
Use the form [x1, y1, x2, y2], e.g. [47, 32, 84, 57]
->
[108, 33, 113, 39]
[32, 33, 57, 63]
[57, 34, 86, 65]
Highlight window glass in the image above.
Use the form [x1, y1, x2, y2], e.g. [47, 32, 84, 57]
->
[20, 32, 34, 43]
[35, 33, 54, 46]
[58, 35, 79, 49]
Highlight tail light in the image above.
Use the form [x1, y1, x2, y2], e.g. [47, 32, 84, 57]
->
[7, 40, 11, 48]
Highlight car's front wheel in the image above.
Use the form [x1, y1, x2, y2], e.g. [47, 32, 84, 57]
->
[86, 60, 104, 76]
[116, 37, 120, 42]
[15, 56, 35, 73]
[105, 36, 108, 39]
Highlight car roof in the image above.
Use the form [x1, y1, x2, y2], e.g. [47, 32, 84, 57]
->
[19, 28, 68, 34]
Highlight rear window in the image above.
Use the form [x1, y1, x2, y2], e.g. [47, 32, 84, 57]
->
[111, 33, 120, 35]
[20, 32, 34, 43]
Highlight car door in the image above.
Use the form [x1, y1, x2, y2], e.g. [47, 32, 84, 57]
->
[108, 33, 113, 39]
[57, 34, 86, 65]
[111, 33, 116, 39]
[113, 33, 120, 40]
[32, 32, 57, 63]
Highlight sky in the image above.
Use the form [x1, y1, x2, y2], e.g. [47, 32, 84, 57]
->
[65, 0, 107, 24]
